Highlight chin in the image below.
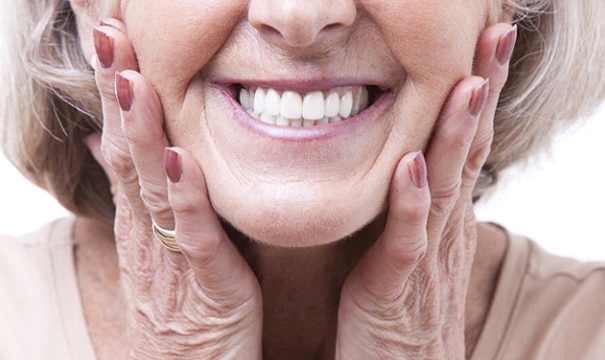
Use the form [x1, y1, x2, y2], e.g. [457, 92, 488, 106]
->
[210, 184, 387, 247]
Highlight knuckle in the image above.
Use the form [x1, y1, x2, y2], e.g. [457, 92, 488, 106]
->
[445, 127, 472, 151]
[178, 234, 223, 265]
[471, 126, 494, 157]
[399, 196, 430, 224]
[139, 183, 172, 219]
[461, 163, 479, 189]
[438, 221, 475, 275]
[98, 81, 117, 100]
[390, 236, 427, 264]
[94, 71, 117, 97]
[169, 195, 199, 216]
[430, 181, 461, 217]
[464, 137, 494, 184]
[101, 143, 133, 176]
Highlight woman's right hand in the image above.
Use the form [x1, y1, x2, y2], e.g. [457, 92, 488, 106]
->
[88, 20, 263, 359]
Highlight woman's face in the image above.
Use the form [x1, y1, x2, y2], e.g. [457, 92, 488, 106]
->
[96, 0, 495, 246]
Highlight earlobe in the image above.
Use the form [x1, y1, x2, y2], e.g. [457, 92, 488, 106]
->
[68, 0, 123, 68]
[67, 0, 97, 67]
[84, 132, 118, 189]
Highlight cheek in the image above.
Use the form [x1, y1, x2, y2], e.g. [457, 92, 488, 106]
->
[122, 0, 247, 109]
[361, 0, 487, 151]
[362, 0, 486, 87]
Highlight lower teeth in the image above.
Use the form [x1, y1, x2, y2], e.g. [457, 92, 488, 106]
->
[248, 110, 344, 127]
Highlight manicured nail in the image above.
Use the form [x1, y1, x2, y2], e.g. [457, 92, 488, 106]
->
[496, 25, 517, 65]
[115, 72, 134, 112]
[410, 152, 427, 188]
[164, 148, 183, 184]
[93, 28, 114, 68]
[469, 79, 490, 118]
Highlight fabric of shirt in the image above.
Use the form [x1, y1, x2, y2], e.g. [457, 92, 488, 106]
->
[1, 218, 604, 359]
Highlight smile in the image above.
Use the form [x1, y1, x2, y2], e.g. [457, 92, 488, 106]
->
[236, 85, 383, 127]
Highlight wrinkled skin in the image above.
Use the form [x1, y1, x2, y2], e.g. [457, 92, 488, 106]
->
[71, 0, 514, 358]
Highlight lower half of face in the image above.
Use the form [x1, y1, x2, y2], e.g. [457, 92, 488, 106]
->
[123, 0, 486, 247]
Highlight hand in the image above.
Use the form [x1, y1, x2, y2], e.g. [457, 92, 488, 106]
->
[335, 23, 516, 359]
[88, 19, 263, 359]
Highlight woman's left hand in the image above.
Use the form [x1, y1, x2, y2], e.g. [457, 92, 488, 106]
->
[336, 23, 516, 359]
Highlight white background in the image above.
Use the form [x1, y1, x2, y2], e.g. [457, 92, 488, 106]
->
[1, 105, 604, 261]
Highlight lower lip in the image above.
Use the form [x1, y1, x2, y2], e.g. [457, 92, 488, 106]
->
[215, 84, 394, 142]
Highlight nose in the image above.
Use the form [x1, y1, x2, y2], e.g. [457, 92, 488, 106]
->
[248, 0, 356, 48]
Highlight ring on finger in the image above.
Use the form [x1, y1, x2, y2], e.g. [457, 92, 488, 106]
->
[152, 220, 180, 252]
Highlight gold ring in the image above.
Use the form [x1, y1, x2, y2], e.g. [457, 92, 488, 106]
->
[152, 220, 180, 252]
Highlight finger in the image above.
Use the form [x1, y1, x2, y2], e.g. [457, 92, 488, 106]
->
[467, 24, 517, 195]
[424, 76, 489, 251]
[164, 148, 261, 303]
[343, 152, 430, 304]
[92, 21, 140, 203]
[117, 70, 173, 230]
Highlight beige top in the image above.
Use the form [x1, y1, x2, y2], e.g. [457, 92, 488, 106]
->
[1, 218, 605, 359]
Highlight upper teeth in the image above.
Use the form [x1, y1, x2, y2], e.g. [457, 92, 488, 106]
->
[239, 86, 370, 127]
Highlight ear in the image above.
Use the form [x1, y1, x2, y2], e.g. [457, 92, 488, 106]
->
[486, 0, 515, 26]
[67, 0, 97, 66]
[68, 0, 120, 67]
[84, 132, 118, 192]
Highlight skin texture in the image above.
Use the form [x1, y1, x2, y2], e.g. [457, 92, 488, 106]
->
[81, 0, 494, 246]
[70, 0, 514, 358]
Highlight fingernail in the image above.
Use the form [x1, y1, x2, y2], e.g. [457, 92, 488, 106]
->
[496, 25, 517, 65]
[469, 79, 490, 118]
[410, 152, 427, 188]
[93, 28, 114, 68]
[115, 73, 134, 112]
[164, 148, 183, 184]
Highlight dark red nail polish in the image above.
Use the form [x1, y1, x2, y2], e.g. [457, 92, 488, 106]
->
[93, 28, 114, 68]
[410, 152, 427, 188]
[469, 79, 490, 118]
[496, 25, 517, 65]
[115, 73, 134, 112]
[164, 148, 183, 184]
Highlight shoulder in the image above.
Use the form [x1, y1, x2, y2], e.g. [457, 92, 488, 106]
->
[477, 233, 605, 360]
[0, 217, 76, 295]
[523, 235, 605, 281]
[0, 217, 75, 250]
[0, 218, 94, 359]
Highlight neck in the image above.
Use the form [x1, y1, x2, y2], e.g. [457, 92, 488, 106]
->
[227, 215, 387, 358]
[226, 217, 507, 359]
[75, 215, 507, 359]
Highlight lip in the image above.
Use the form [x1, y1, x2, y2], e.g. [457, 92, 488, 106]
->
[212, 81, 395, 142]
[219, 78, 395, 93]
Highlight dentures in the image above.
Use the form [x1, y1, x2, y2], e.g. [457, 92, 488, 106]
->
[238, 86, 370, 127]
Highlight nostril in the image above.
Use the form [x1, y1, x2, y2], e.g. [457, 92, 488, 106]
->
[258, 24, 281, 39]
[248, 0, 356, 49]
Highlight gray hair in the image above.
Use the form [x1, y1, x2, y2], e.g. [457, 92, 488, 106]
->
[1, 0, 604, 221]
